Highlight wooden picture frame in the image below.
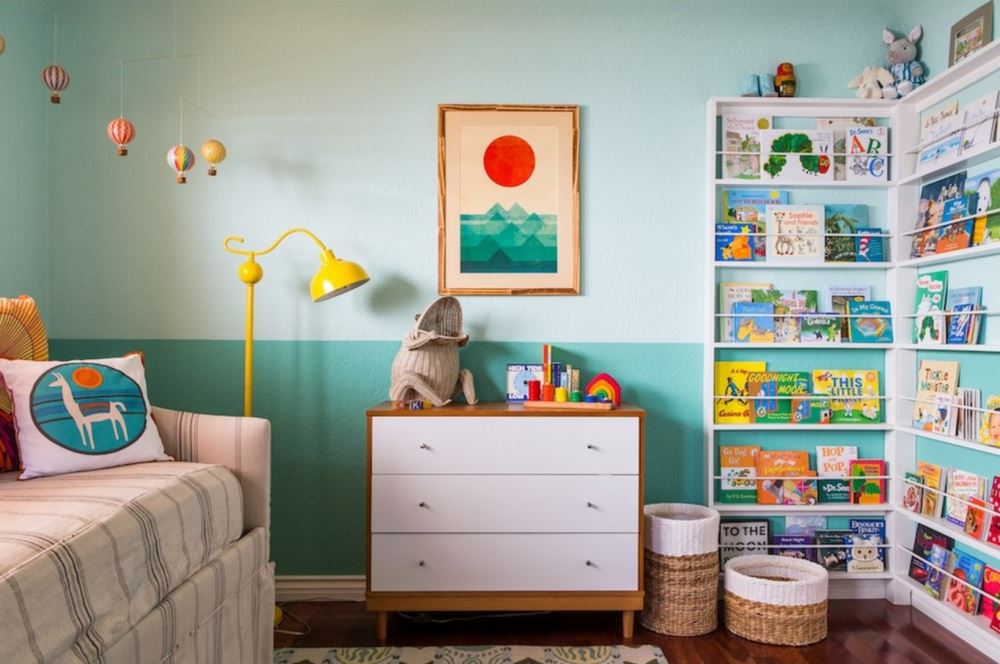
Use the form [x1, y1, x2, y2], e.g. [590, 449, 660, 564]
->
[438, 104, 579, 295]
[950, 1, 993, 66]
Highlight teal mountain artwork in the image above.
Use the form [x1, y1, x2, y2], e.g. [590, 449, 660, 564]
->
[460, 203, 557, 273]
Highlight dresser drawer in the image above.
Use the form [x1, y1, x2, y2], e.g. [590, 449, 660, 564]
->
[371, 475, 638, 533]
[370, 533, 638, 592]
[371, 416, 638, 475]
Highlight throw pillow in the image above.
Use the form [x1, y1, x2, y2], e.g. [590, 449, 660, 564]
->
[0, 295, 49, 472]
[0, 354, 169, 479]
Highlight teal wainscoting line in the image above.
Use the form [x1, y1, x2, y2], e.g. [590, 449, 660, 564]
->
[50, 339, 702, 575]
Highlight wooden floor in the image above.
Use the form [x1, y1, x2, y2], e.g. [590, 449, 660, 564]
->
[274, 600, 992, 664]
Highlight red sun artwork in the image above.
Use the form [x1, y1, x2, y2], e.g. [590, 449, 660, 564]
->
[483, 135, 535, 187]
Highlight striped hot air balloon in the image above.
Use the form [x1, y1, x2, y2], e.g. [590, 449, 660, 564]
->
[41, 64, 69, 104]
[106, 118, 136, 156]
[166, 144, 195, 184]
[200, 139, 227, 176]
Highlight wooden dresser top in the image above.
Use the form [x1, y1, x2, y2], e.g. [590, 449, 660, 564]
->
[367, 401, 645, 418]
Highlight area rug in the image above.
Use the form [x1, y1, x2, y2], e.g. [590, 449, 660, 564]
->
[274, 645, 667, 664]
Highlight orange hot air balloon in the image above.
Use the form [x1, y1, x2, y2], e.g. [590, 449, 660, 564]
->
[200, 139, 227, 176]
[106, 117, 136, 156]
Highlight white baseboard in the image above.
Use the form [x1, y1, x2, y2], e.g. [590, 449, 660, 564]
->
[828, 578, 888, 600]
[275, 575, 366, 602]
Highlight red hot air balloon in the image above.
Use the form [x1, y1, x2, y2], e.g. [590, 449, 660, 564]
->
[106, 118, 136, 156]
[41, 64, 69, 104]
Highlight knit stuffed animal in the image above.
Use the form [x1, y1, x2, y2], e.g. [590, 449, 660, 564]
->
[848, 66, 895, 99]
[882, 26, 926, 98]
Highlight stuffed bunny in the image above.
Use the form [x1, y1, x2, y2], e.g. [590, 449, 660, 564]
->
[848, 66, 895, 99]
[882, 25, 926, 98]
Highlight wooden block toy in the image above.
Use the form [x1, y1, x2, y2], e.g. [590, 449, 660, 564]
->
[586, 373, 622, 406]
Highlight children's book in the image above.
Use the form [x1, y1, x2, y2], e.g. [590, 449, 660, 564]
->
[912, 173, 967, 257]
[812, 369, 881, 423]
[903, 472, 924, 513]
[918, 102, 962, 169]
[966, 497, 989, 540]
[856, 228, 887, 262]
[800, 314, 841, 344]
[766, 205, 824, 262]
[846, 518, 886, 573]
[981, 396, 1000, 446]
[817, 529, 853, 571]
[722, 190, 789, 260]
[830, 286, 870, 338]
[715, 223, 755, 261]
[959, 91, 999, 156]
[946, 286, 983, 344]
[920, 101, 959, 145]
[713, 361, 767, 424]
[816, 445, 858, 477]
[912, 359, 960, 429]
[751, 288, 817, 343]
[747, 371, 810, 424]
[824, 204, 868, 262]
[945, 469, 986, 528]
[723, 114, 770, 179]
[917, 461, 945, 518]
[816, 117, 876, 180]
[719, 281, 771, 341]
[958, 388, 984, 441]
[912, 271, 949, 344]
[756, 450, 812, 505]
[720, 520, 770, 568]
[760, 129, 834, 182]
[732, 302, 775, 343]
[965, 165, 1000, 245]
[981, 566, 1000, 626]
[848, 300, 893, 343]
[944, 550, 985, 615]
[924, 543, 951, 598]
[908, 524, 954, 584]
[772, 534, 815, 562]
[988, 476, 1000, 546]
[785, 515, 827, 536]
[719, 446, 760, 503]
[935, 195, 975, 254]
[818, 477, 851, 503]
[506, 363, 544, 402]
[846, 126, 888, 182]
[850, 459, 886, 504]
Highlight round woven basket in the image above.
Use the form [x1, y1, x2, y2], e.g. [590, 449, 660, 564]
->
[723, 554, 829, 646]
[639, 503, 720, 636]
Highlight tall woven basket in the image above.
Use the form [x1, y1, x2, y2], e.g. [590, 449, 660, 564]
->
[639, 503, 720, 636]
[724, 554, 829, 646]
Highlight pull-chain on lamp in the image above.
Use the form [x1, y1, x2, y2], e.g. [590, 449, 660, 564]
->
[223, 228, 369, 416]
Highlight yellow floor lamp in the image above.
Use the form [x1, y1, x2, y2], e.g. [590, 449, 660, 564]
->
[223, 228, 369, 417]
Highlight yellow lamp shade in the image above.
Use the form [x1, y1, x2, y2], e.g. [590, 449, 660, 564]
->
[311, 249, 369, 301]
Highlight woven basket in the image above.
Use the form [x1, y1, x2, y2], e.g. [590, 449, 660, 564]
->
[639, 503, 720, 636]
[723, 555, 829, 646]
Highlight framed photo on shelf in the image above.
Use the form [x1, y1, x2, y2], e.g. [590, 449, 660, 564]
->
[949, 1, 994, 66]
[437, 104, 580, 295]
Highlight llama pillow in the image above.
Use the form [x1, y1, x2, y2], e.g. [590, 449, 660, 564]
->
[0, 355, 169, 479]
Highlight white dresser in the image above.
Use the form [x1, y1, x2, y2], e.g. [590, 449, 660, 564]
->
[366, 402, 645, 639]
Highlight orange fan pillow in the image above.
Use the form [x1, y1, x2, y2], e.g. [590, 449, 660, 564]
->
[0, 296, 49, 471]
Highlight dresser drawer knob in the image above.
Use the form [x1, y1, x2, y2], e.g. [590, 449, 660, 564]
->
[586, 444, 598, 450]
[419, 443, 431, 450]
[418, 501, 429, 509]
[585, 560, 595, 567]
[586, 501, 597, 509]
[418, 560, 426, 567]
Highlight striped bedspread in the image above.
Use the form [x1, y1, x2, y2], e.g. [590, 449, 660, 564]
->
[0, 461, 244, 663]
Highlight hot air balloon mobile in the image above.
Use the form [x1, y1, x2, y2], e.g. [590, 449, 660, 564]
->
[200, 139, 227, 176]
[41, 64, 69, 104]
[166, 144, 195, 184]
[0, 35, 6, 56]
[106, 117, 136, 156]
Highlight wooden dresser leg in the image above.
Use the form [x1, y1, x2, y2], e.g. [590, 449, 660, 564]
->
[375, 611, 388, 642]
[622, 610, 634, 639]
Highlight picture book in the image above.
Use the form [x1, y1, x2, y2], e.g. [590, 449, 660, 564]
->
[785, 515, 826, 536]
[755, 450, 813, 505]
[816, 117, 876, 180]
[816, 445, 858, 477]
[720, 520, 770, 567]
[850, 459, 886, 504]
[965, 497, 989, 540]
[713, 361, 766, 423]
[812, 369, 881, 423]
[945, 469, 986, 528]
[719, 281, 771, 341]
[908, 524, 954, 584]
[944, 550, 985, 615]
[817, 529, 852, 571]
[800, 314, 841, 344]
[912, 271, 949, 344]
[920, 101, 959, 144]
[747, 371, 810, 424]
[912, 359, 960, 429]
[918, 101, 961, 168]
[723, 114, 770, 179]
[846, 126, 888, 182]
[946, 286, 983, 344]
[722, 190, 789, 260]
[924, 543, 950, 598]
[715, 223, 755, 261]
[766, 205, 824, 262]
[959, 91, 998, 156]
[912, 173, 966, 258]
[903, 472, 924, 513]
[917, 461, 945, 518]
[506, 363, 544, 402]
[935, 195, 975, 254]
[719, 445, 760, 503]
[824, 204, 868, 262]
[846, 518, 886, 573]
[772, 534, 815, 562]
[830, 286, 870, 338]
[957, 388, 983, 442]
[856, 229, 887, 263]
[933, 394, 958, 436]
[989, 477, 1000, 546]
[965, 165, 1000, 245]
[732, 301, 775, 343]
[982, 566, 1000, 626]
[848, 300, 893, 343]
[751, 288, 818, 343]
[760, 129, 834, 182]
[981, 396, 1000, 446]
[818, 477, 850, 503]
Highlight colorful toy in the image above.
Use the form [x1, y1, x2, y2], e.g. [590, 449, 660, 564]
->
[106, 117, 136, 156]
[554, 387, 568, 402]
[586, 373, 622, 406]
[775, 63, 796, 97]
[881, 26, 926, 98]
[200, 139, 227, 176]
[41, 64, 69, 104]
[848, 66, 895, 99]
[527, 380, 541, 401]
[740, 74, 760, 97]
[166, 144, 195, 184]
[760, 73, 777, 97]
[570, 390, 583, 402]
[542, 384, 555, 401]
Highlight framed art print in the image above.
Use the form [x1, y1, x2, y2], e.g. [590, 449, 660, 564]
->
[950, 1, 993, 66]
[438, 104, 580, 295]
